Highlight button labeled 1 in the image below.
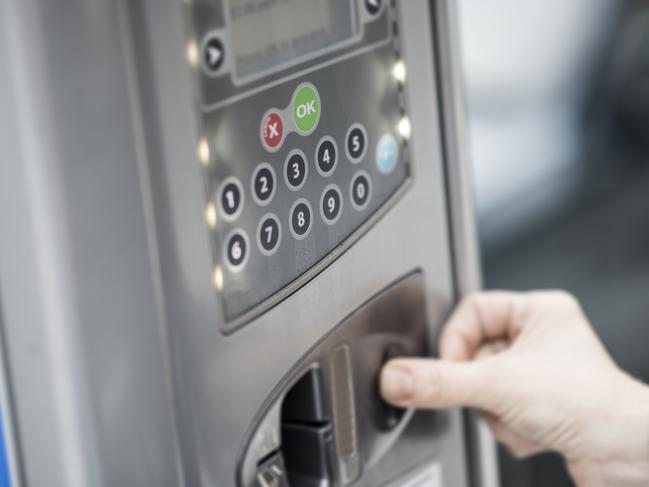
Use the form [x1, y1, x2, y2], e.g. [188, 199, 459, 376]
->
[218, 177, 244, 221]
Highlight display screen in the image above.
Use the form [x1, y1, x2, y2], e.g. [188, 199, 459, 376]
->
[227, 0, 357, 80]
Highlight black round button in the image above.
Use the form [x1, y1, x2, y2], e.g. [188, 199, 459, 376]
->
[321, 185, 343, 225]
[346, 124, 367, 163]
[351, 172, 372, 210]
[285, 150, 308, 191]
[316, 137, 338, 176]
[225, 231, 248, 270]
[365, 0, 383, 15]
[257, 214, 281, 256]
[202, 35, 225, 74]
[290, 199, 313, 240]
[252, 164, 276, 206]
[218, 178, 244, 220]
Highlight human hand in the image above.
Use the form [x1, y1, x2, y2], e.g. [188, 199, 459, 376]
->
[380, 291, 649, 486]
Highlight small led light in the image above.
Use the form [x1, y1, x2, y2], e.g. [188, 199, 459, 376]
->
[198, 138, 210, 166]
[398, 117, 412, 140]
[212, 266, 224, 291]
[186, 41, 199, 67]
[204, 203, 217, 228]
[392, 60, 407, 83]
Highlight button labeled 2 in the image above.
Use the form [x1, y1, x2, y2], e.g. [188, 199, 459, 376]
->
[252, 163, 276, 206]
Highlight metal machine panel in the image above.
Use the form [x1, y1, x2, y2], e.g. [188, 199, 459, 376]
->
[0, 0, 496, 486]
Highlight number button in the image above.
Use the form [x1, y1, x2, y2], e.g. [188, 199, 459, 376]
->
[224, 230, 249, 272]
[251, 163, 276, 206]
[284, 150, 308, 191]
[350, 171, 372, 211]
[257, 214, 282, 256]
[346, 124, 368, 163]
[289, 199, 313, 240]
[315, 136, 338, 176]
[320, 184, 343, 225]
[217, 177, 244, 221]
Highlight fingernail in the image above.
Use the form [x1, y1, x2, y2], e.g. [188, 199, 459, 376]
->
[442, 335, 465, 361]
[381, 366, 414, 402]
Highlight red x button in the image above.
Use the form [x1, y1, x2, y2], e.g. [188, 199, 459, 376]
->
[261, 110, 284, 152]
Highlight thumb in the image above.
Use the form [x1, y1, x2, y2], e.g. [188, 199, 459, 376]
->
[380, 358, 498, 411]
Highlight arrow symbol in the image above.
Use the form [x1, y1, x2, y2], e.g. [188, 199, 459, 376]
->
[208, 46, 222, 66]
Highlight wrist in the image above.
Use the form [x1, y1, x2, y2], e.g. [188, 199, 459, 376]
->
[569, 372, 649, 486]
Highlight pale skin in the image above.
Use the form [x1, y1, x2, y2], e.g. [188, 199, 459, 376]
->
[380, 291, 649, 487]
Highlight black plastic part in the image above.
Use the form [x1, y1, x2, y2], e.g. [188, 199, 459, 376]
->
[282, 369, 329, 424]
[378, 344, 408, 430]
[282, 423, 333, 485]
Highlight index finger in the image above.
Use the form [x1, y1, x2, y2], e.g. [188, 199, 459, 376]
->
[440, 291, 525, 361]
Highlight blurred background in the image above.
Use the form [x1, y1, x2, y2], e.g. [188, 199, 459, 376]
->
[458, 0, 649, 485]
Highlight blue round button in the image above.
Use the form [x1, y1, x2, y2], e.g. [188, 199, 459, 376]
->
[376, 134, 399, 174]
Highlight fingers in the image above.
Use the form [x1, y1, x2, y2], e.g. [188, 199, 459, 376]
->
[440, 292, 526, 361]
[380, 358, 499, 411]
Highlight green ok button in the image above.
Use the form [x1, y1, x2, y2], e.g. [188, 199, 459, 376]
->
[291, 83, 321, 135]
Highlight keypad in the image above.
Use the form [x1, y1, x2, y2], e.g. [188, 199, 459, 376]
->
[203, 77, 409, 323]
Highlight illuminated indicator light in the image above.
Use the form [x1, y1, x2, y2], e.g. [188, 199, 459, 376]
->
[392, 60, 407, 83]
[212, 266, 224, 291]
[198, 138, 210, 166]
[186, 41, 199, 67]
[398, 117, 412, 140]
[204, 203, 217, 228]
